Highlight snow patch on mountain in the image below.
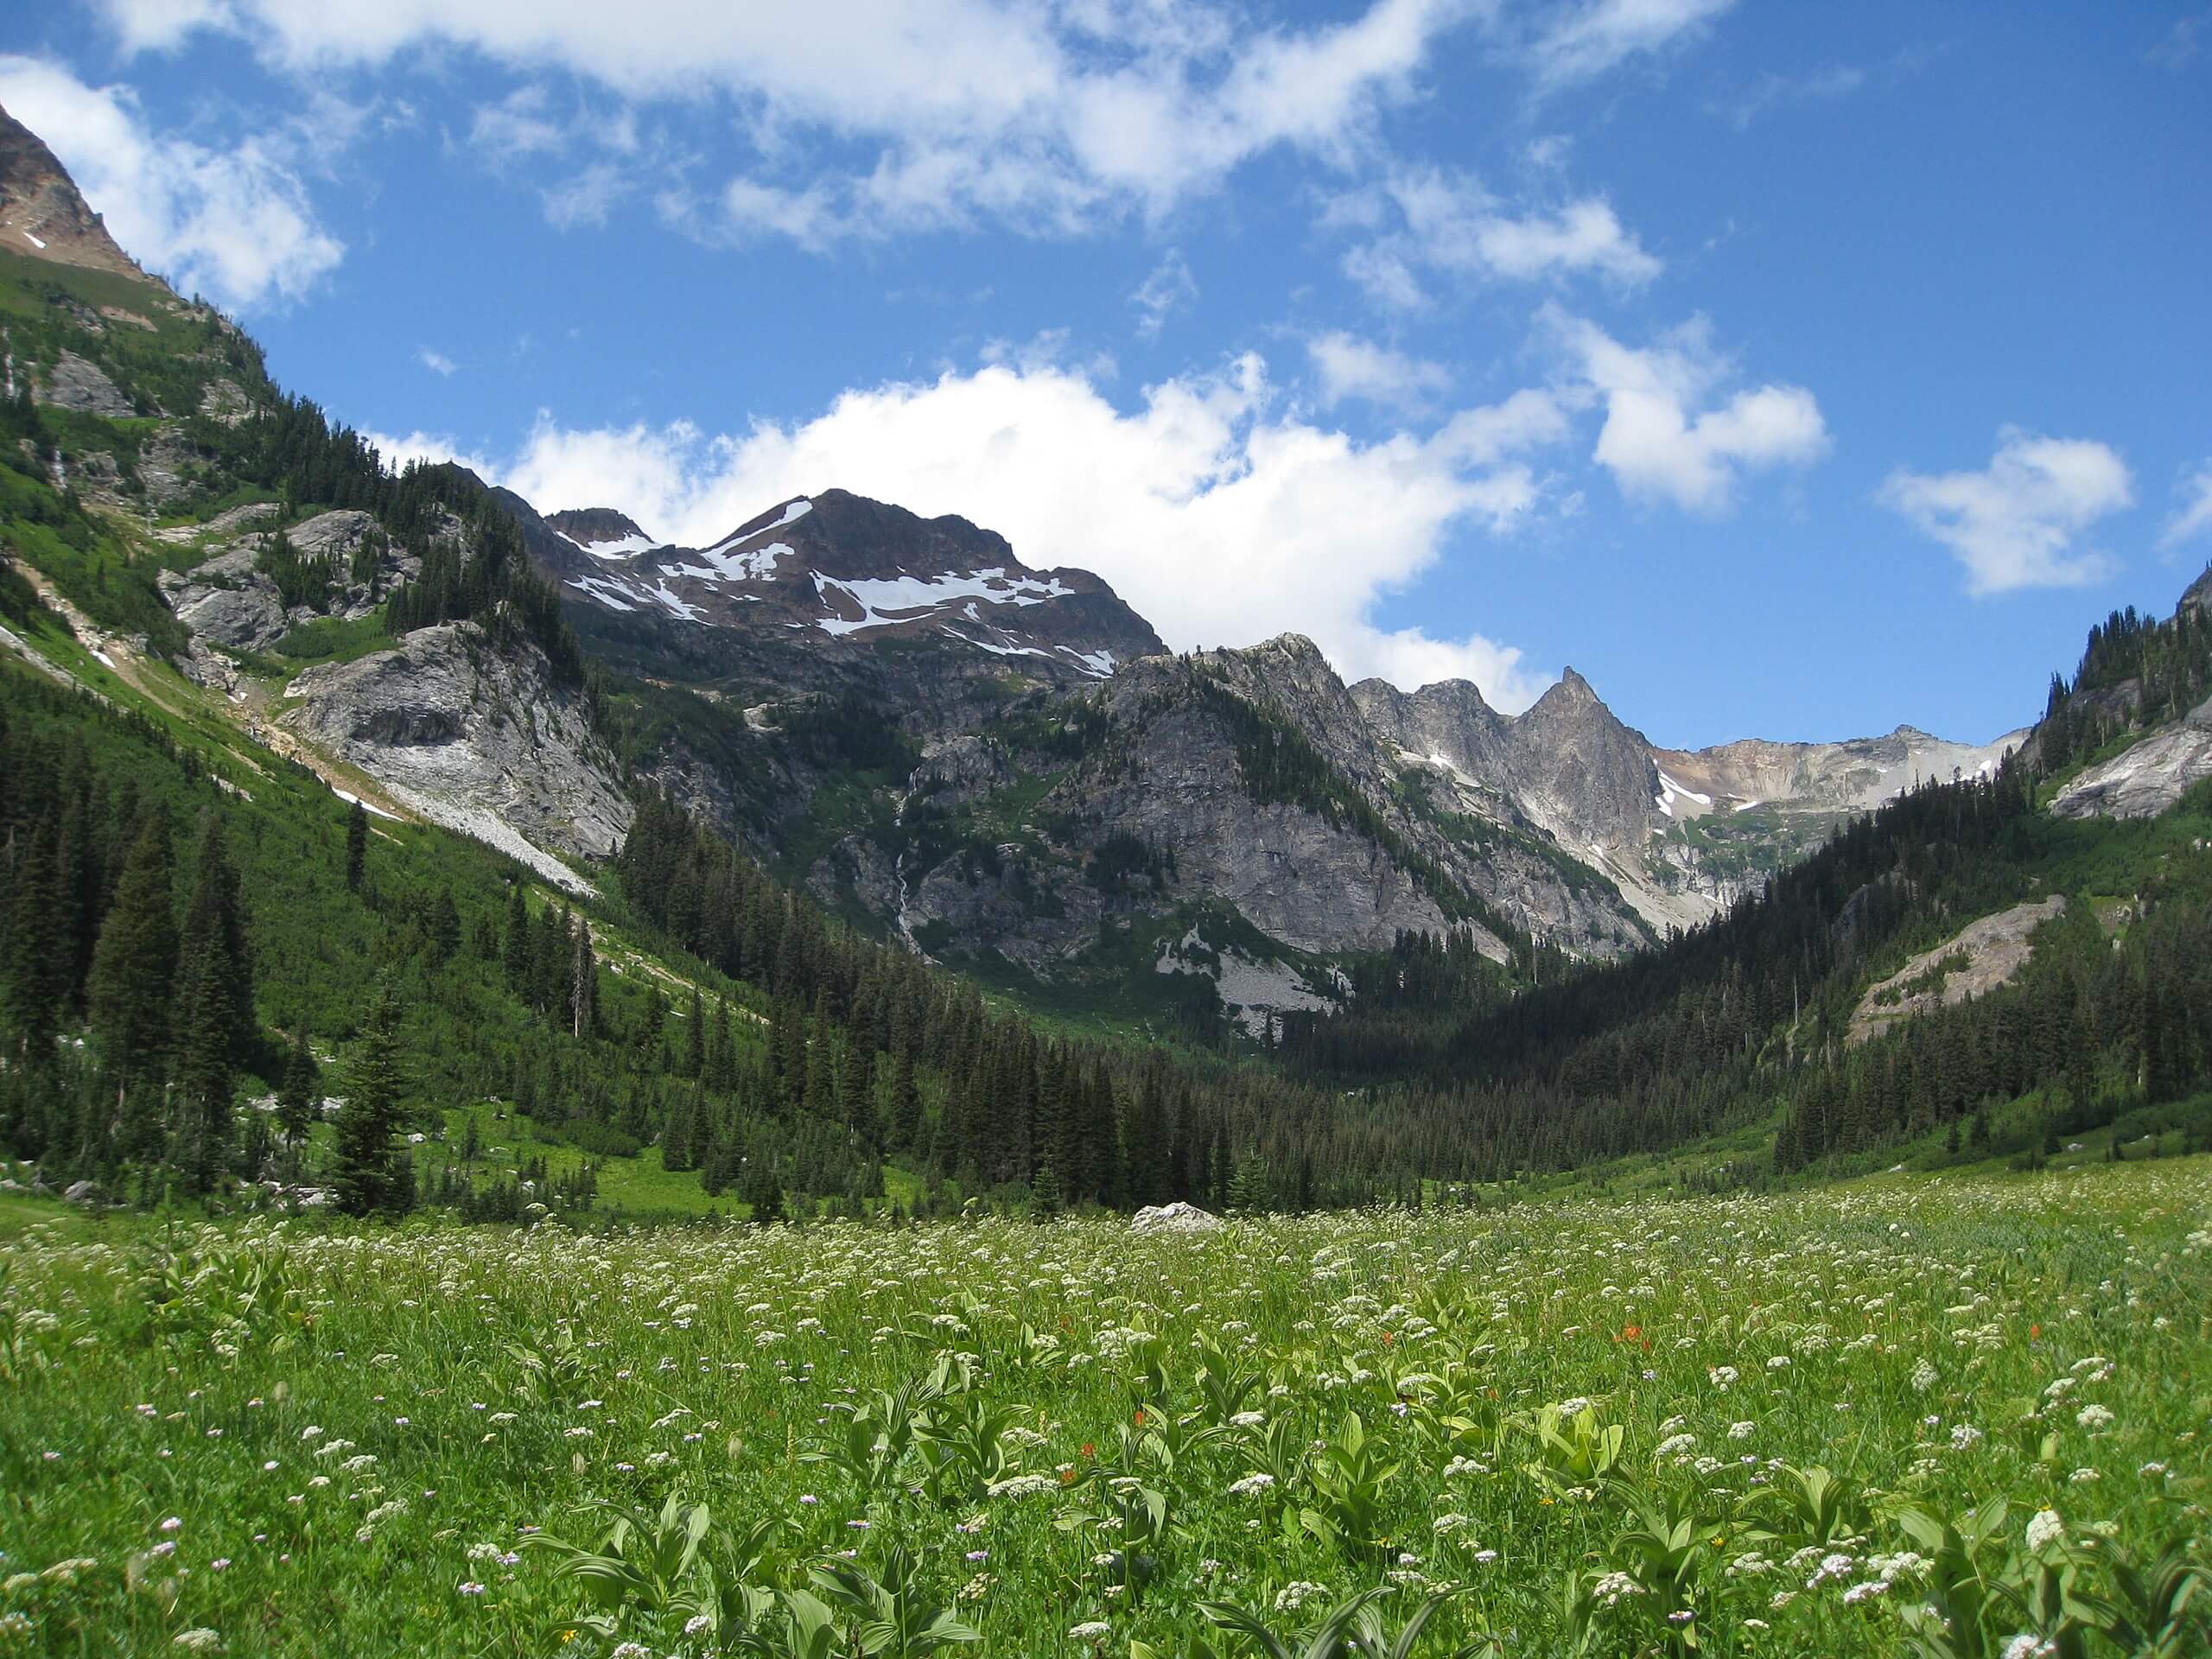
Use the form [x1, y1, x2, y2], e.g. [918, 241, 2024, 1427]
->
[699, 498, 813, 561]
[674, 541, 791, 582]
[561, 531, 658, 559]
[813, 567, 1076, 638]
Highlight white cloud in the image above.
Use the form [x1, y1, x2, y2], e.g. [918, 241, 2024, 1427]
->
[1714, 63, 1865, 129]
[1525, 0, 1738, 89]
[360, 428, 499, 480]
[0, 54, 343, 308]
[542, 162, 625, 230]
[1879, 427, 2133, 595]
[1306, 330, 1451, 410]
[1338, 169, 1659, 308]
[412, 352, 1566, 706]
[1547, 307, 1827, 512]
[93, 0, 1472, 245]
[2149, 10, 2209, 68]
[2155, 460, 2212, 553]
[416, 346, 458, 376]
[1130, 250, 1198, 340]
[468, 85, 564, 163]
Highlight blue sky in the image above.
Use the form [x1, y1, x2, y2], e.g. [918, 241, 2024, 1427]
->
[3, 1, 2209, 746]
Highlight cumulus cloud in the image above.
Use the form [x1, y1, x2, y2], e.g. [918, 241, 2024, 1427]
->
[1336, 169, 1659, 308]
[2156, 460, 2212, 553]
[387, 353, 1567, 707]
[92, 0, 1470, 245]
[1546, 307, 1827, 512]
[1525, 0, 1738, 89]
[1306, 330, 1451, 410]
[416, 346, 457, 376]
[0, 54, 343, 308]
[1879, 428, 2133, 595]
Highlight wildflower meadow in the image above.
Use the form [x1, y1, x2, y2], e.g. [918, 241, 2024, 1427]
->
[3, 1160, 2208, 1656]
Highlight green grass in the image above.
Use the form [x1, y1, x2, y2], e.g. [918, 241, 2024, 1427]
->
[2, 1161, 2207, 1656]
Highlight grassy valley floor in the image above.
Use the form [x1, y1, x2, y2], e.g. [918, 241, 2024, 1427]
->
[2, 1160, 2208, 1656]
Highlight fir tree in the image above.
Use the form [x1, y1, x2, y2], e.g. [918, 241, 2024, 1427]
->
[683, 984, 704, 1079]
[171, 815, 255, 1190]
[572, 919, 598, 1040]
[333, 976, 409, 1217]
[2, 817, 62, 1065]
[276, 1025, 321, 1154]
[888, 1049, 921, 1151]
[502, 881, 530, 994]
[345, 799, 367, 892]
[87, 814, 176, 1087]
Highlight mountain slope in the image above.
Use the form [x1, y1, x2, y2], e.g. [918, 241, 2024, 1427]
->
[0, 104, 143, 280]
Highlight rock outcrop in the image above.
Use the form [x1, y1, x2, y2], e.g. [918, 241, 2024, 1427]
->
[1849, 896, 2068, 1045]
[1131, 1201, 1222, 1233]
[282, 621, 632, 887]
[2050, 695, 2212, 821]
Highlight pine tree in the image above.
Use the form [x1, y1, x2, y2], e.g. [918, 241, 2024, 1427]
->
[427, 887, 461, 964]
[333, 976, 409, 1217]
[87, 813, 176, 1087]
[888, 1049, 921, 1151]
[705, 996, 736, 1093]
[2, 817, 62, 1065]
[838, 1039, 874, 1141]
[345, 799, 367, 892]
[1029, 1160, 1064, 1219]
[502, 882, 531, 993]
[572, 919, 598, 1040]
[683, 984, 704, 1078]
[171, 815, 255, 1191]
[276, 1025, 320, 1153]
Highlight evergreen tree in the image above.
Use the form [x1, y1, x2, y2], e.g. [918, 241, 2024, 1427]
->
[502, 881, 530, 993]
[427, 887, 461, 964]
[572, 919, 598, 1040]
[87, 814, 176, 1087]
[345, 799, 367, 892]
[276, 1024, 320, 1154]
[171, 815, 255, 1191]
[888, 1049, 921, 1151]
[333, 976, 409, 1217]
[2, 817, 62, 1065]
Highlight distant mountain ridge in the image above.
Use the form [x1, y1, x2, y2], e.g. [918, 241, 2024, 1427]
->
[10, 100, 2177, 1046]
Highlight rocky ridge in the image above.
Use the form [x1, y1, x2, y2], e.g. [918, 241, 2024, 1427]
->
[0, 103, 145, 279]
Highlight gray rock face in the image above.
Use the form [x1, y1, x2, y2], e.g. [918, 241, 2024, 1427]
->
[37, 348, 132, 416]
[2050, 695, 2212, 821]
[2180, 566, 2212, 621]
[161, 511, 420, 653]
[1356, 672, 2025, 935]
[283, 620, 633, 872]
[1131, 1201, 1221, 1232]
[1850, 896, 2068, 1045]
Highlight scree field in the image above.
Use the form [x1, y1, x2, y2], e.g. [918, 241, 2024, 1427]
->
[3, 1163, 2208, 1657]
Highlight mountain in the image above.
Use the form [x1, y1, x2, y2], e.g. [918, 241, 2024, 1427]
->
[3, 105, 2211, 1225]
[537, 486, 1165, 681]
[0, 101, 2199, 1057]
[0, 104, 143, 280]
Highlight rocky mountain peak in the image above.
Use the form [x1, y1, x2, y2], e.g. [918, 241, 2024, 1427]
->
[2182, 564, 2212, 620]
[0, 103, 147, 282]
[546, 506, 654, 555]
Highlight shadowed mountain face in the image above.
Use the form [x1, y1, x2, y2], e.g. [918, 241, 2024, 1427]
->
[527, 487, 1166, 685]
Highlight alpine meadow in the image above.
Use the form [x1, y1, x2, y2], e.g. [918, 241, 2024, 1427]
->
[2, 4, 2210, 1656]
